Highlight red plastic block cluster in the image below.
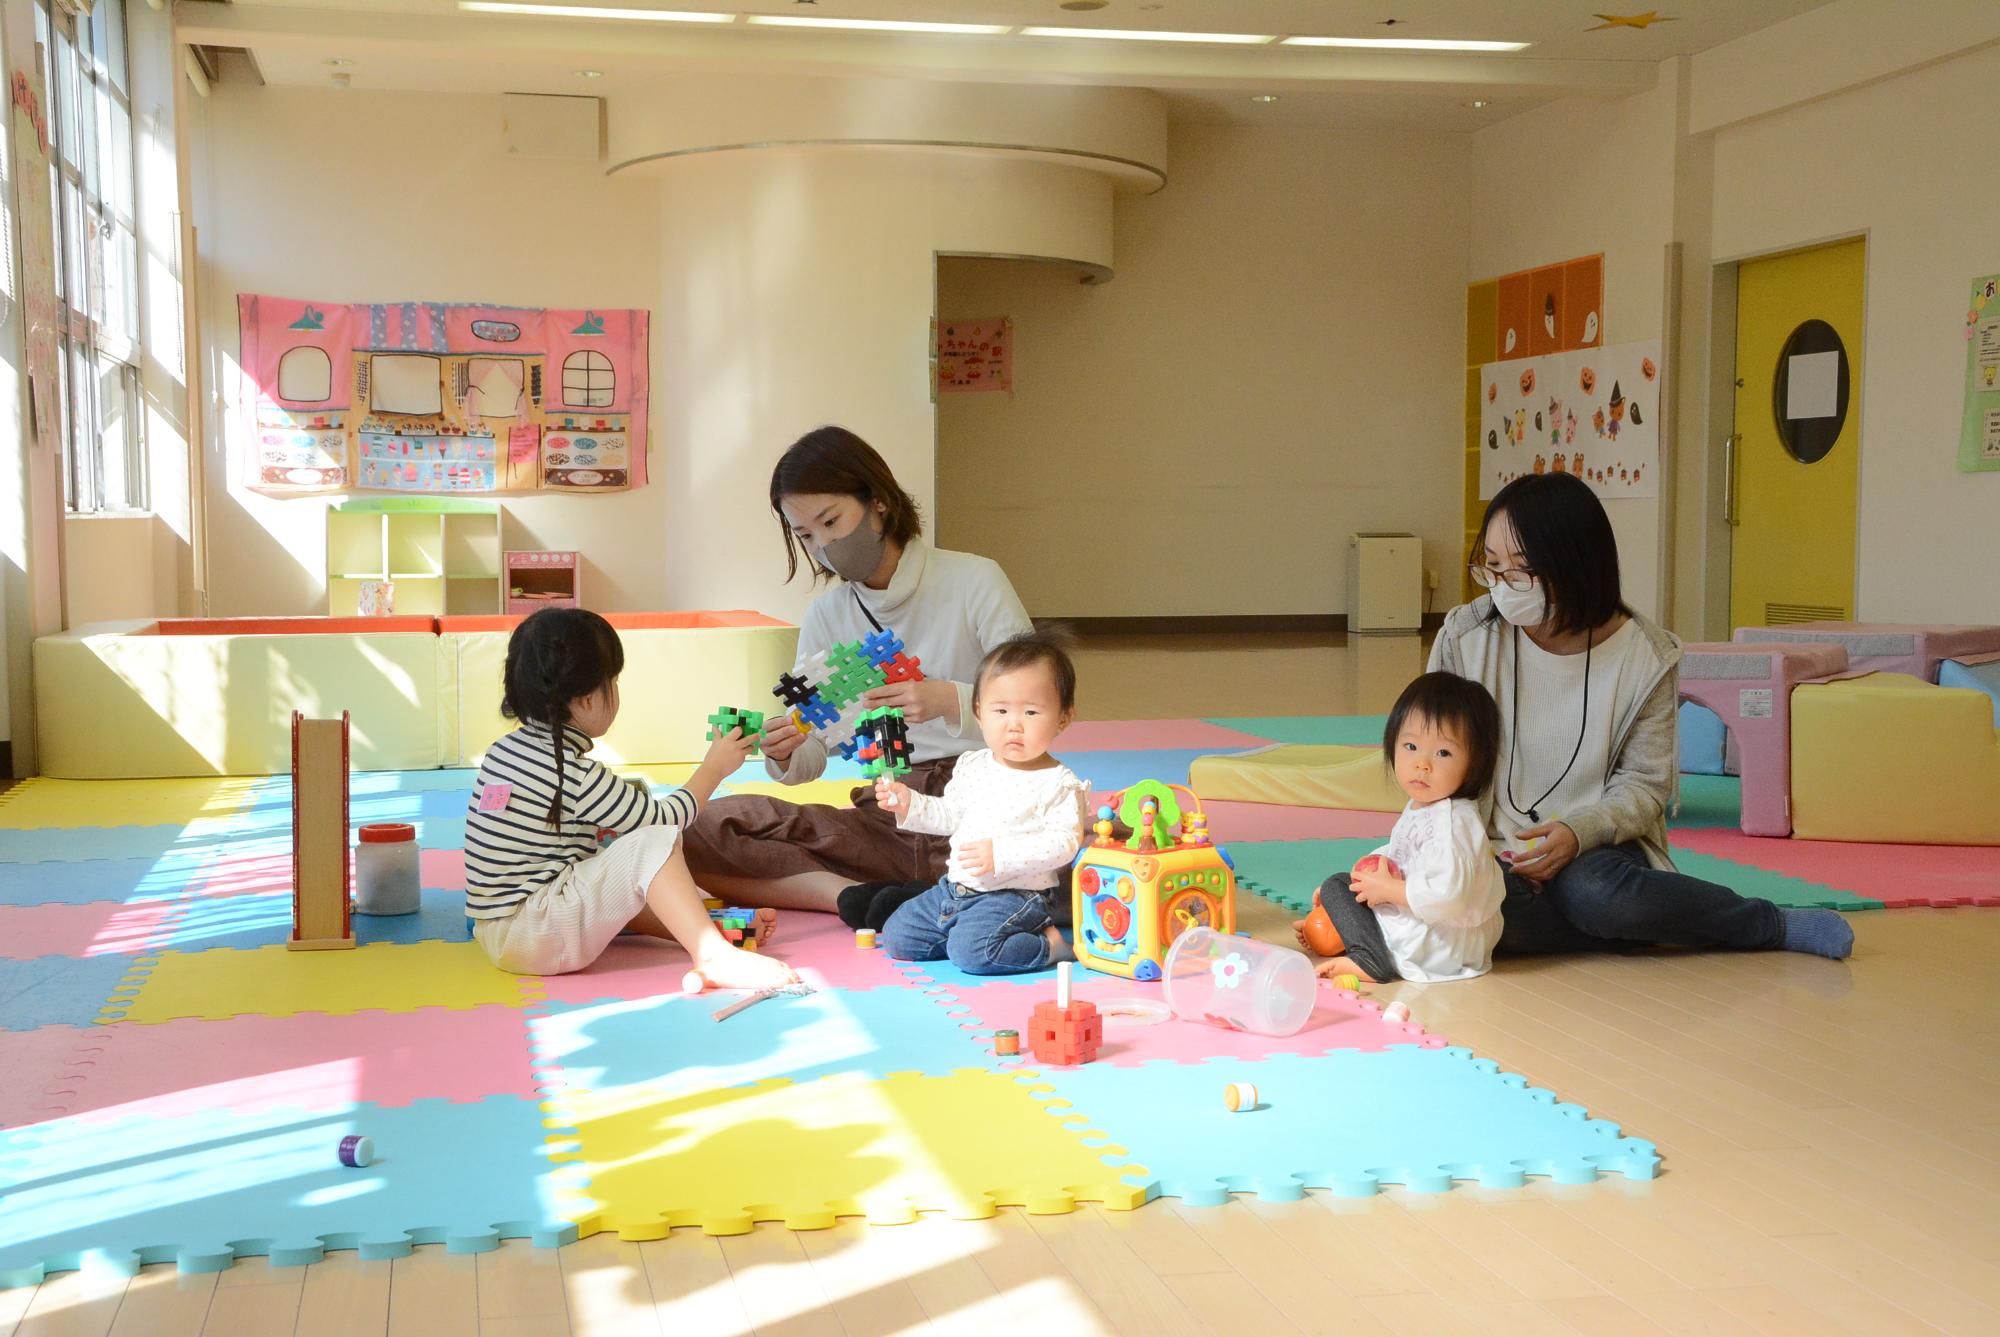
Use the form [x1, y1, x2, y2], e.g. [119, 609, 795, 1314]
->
[1028, 999, 1102, 1066]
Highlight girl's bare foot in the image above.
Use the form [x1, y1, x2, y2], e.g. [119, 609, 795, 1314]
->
[1314, 954, 1380, 985]
[695, 941, 800, 991]
[751, 907, 780, 947]
[1291, 918, 1310, 951]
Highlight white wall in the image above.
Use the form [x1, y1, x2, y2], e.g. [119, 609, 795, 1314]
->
[1710, 42, 2000, 624]
[938, 123, 1471, 619]
[190, 85, 666, 617]
[1468, 65, 1680, 625]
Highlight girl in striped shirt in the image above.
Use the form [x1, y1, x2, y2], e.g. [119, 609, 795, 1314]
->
[465, 608, 799, 988]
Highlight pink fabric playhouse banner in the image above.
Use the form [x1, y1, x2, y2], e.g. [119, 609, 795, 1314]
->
[239, 294, 649, 495]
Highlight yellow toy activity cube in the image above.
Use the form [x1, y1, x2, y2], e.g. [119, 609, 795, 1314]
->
[1072, 781, 1235, 981]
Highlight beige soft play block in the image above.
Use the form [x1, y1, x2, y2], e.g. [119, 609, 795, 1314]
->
[1791, 672, 2000, 845]
[443, 614, 798, 767]
[1189, 743, 1406, 812]
[36, 621, 442, 777]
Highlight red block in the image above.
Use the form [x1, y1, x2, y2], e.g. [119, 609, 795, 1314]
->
[1029, 999, 1102, 1066]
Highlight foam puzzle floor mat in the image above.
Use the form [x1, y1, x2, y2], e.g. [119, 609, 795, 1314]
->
[1, 713, 1990, 1285]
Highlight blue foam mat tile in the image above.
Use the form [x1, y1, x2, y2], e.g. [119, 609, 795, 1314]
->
[149, 889, 472, 953]
[1028, 1048, 1657, 1204]
[0, 955, 144, 1031]
[530, 983, 988, 1097]
[0, 855, 209, 907]
[0, 826, 290, 866]
[0, 1095, 574, 1286]
[1060, 749, 1213, 793]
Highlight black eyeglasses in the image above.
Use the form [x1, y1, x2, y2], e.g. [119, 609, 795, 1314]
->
[1468, 564, 1537, 592]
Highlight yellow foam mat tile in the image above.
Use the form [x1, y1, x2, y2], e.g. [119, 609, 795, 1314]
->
[0, 776, 264, 830]
[718, 779, 862, 807]
[97, 940, 539, 1024]
[548, 1069, 1147, 1237]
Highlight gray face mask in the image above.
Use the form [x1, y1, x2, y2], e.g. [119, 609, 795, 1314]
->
[817, 519, 887, 583]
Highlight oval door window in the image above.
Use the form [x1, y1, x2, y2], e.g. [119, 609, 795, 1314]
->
[1771, 319, 1849, 464]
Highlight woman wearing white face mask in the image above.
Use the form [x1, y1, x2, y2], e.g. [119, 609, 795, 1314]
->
[1429, 472, 1853, 960]
[679, 426, 1034, 916]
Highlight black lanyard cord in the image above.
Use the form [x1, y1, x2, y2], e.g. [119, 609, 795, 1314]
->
[851, 586, 885, 634]
[1505, 623, 1591, 826]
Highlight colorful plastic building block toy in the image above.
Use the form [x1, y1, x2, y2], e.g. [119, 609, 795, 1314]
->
[769, 624, 926, 759]
[1072, 781, 1235, 981]
[707, 707, 765, 756]
[853, 706, 912, 779]
[1028, 963, 1101, 1066]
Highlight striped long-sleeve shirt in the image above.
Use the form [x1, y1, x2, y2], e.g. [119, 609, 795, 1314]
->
[464, 723, 697, 920]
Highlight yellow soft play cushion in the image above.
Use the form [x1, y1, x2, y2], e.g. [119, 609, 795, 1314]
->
[98, 941, 539, 1024]
[547, 1069, 1147, 1237]
[1791, 673, 2000, 844]
[1189, 744, 1405, 811]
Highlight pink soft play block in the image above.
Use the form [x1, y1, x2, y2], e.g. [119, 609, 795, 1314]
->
[1201, 800, 1399, 843]
[41, 1007, 538, 1122]
[1680, 642, 1848, 838]
[538, 910, 909, 1004]
[1671, 828, 2000, 908]
[899, 966, 1446, 1066]
[1059, 719, 1280, 752]
[0, 901, 179, 958]
[1735, 622, 2000, 683]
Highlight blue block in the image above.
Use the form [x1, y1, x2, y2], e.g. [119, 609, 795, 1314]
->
[0, 1096, 573, 1286]
[1940, 658, 2000, 728]
[1678, 701, 1728, 776]
[0, 955, 137, 1030]
[1028, 1048, 1658, 1204]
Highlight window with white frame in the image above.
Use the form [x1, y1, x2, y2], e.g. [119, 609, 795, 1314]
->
[37, 0, 143, 514]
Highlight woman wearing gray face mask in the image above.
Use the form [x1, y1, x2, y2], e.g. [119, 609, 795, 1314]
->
[678, 426, 1035, 920]
[1416, 472, 1852, 961]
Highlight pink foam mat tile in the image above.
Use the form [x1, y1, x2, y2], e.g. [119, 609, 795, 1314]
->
[1201, 801, 1400, 843]
[1670, 829, 2000, 908]
[0, 1025, 108, 1128]
[1059, 719, 1282, 752]
[0, 901, 181, 959]
[897, 965, 1447, 1066]
[36, 1006, 540, 1122]
[186, 849, 468, 900]
[537, 910, 908, 1005]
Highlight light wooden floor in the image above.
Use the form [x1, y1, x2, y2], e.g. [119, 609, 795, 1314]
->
[7, 632, 1999, 1337]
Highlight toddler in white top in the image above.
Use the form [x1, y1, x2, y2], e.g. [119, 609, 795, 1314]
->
[876, 632, 1091, 975]
[1296, 671, 1507, 984]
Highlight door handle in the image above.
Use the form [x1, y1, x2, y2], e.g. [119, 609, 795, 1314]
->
[1722, 433, 1741, 526]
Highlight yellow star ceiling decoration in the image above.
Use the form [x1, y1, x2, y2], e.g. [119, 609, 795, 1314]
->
[1589, 11, 1679, 30]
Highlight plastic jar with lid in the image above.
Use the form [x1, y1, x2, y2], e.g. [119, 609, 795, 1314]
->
[354, 822, 421, 916]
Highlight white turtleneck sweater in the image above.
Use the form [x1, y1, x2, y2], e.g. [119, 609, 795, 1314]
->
[767, 538, 1033, 784]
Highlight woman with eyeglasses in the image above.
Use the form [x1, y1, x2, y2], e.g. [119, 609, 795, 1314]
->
[1429, 472, 1854, 960]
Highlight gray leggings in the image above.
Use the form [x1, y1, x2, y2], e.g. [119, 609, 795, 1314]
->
[1311, 874, 1400, 982]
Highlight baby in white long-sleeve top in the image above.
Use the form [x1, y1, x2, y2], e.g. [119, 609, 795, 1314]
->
[1296, 672, 1506, 983]
[876, 632, 1090, 975]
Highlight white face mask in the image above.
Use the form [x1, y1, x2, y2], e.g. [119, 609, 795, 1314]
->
[1490, 578, 1550, 628]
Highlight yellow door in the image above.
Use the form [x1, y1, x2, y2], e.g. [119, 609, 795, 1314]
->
[1730, 239, 1864, 629]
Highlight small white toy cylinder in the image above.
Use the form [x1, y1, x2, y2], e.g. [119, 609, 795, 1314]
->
[354, 823, 420, 916]
[1224, 1082, 1258, 1112]
[1382, 1000, 1411, 1024]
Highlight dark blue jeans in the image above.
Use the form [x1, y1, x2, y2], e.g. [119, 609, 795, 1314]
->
[1496, 842, 1783, 956]
[880, 877, 1058, 975]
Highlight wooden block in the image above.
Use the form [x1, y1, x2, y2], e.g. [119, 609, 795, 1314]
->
[292, 712, 354, 951]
